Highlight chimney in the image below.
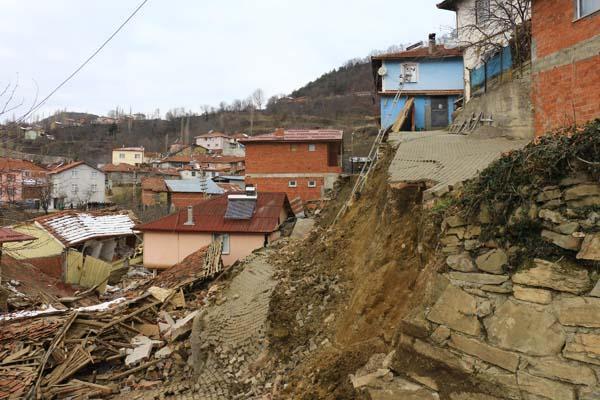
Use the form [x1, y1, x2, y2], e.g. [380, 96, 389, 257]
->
[245, 184, 257, 199]
[428, 33, 437, 54]
[184, 205, 194, 225]
[274, 127, 285, 137]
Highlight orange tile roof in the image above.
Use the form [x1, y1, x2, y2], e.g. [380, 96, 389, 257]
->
[48, 161, 101, 175]
[136, 192, 291, 234]
[102, 163, 136, 172]
[0, 157, 47, 173]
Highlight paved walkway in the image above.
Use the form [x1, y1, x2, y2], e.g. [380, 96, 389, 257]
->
[387, 131, 529, 197]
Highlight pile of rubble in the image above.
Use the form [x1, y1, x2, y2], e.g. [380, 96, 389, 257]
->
[0, 242, 223, 399]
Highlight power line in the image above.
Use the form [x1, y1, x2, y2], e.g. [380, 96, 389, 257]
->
[17, 0, 150, 123]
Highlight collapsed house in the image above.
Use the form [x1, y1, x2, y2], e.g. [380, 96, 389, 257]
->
[3, 210, 139, 292]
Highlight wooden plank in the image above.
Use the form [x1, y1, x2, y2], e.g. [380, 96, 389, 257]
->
[391, 97, 415, 133]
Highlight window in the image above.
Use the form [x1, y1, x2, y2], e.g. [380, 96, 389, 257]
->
[91, 184, 97, 192]
[290, 144, 298, 152]
[134, 154, 141, 159]
[401, 63, 419, 83]
[119, 153, 125, 159]
[7, 174, 15, 182]
[308, 144, 316, 152]
[308, 180, 317, 188]
[91, 171, 97, 178]
[191, 171, 196, 176]
[288, 180, 297, 188]
[212, 233, 230, 254]
[71, 184, 78, 193]
[71, 170, 77, 177]
[577, 0, 600, 18]
[475, 0, 491, 24]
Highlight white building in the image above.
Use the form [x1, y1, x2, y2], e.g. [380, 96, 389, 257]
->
[194, 131, 230, 151]
[48, 161, 106, 209]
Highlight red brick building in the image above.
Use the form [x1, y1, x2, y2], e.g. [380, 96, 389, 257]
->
[531, 0, 600, 135]
[240, 129, 343, 202]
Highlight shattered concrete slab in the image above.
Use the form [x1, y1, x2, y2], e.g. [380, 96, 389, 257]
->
[388, 131, 528, 198]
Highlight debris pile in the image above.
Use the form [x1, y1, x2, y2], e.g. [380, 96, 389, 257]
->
[0, 242, 223, 399]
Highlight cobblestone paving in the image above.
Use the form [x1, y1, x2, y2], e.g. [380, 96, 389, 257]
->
[388, 131, 529, 197]
[114, 252, 276, 400]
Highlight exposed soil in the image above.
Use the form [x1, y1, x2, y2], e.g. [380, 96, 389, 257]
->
[267, 146, 443, 399]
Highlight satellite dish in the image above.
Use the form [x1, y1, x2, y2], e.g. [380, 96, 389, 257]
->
[377, 66, 387, 76]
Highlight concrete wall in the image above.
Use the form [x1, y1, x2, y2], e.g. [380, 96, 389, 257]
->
[142, 231, 268, 269]
[531, 0, 600, 135]
[454, 68, 534, 139]
[50, 164, 106, 208]
[382, 58, 464, 92]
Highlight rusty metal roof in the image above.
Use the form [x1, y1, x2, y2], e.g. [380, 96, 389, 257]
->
[136, 192, 292, 234]
[35, 211, 137, 246]
[239, 129, 343, 143]
[0, 228, 35, 244]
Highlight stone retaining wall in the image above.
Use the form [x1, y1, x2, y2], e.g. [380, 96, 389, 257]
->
[401, 177, 600, 399]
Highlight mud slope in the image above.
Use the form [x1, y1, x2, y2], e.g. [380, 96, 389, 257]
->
[267, 146, 441, 399]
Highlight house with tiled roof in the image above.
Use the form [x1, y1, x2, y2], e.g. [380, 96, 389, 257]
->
[48, 161, 105, 209]
[135, 187, 294, 268]
[194, 131, 230, 151]
[0, 157, 48, 206]
[371, 35, 464, 130]
[239, 128, 343, 203]
[112, 146, 144, 166]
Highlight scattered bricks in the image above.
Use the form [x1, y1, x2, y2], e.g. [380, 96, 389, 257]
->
[513, 285, 552, 305]
[475, 249, 508, 275]
[541, 229, 583, 251]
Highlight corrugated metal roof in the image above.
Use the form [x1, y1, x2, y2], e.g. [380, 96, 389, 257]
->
[239, 129, 343, 143]
[165, 178, 224, 195]
[35, 211, 136, 246]
[136, 192, 291, 234]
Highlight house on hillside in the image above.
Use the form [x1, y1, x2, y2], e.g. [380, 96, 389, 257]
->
[141, 177, 168, 208]
[240, 128, 343, 203]
[371, 36, 464, 130]
[530, 0, 600, 135]
[112, 146, 144, 166]
[135, 187, 294, 268]
[194, 131, 231, 151]
[48, 161, 105, 209]
[0, 158, 48, 207]
[436, 0, 531, 100]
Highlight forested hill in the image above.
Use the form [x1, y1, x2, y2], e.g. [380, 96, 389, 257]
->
[291, 61, 373, 98]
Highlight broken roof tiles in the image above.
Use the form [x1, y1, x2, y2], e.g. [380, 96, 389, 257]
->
[34, 210, 137, 246]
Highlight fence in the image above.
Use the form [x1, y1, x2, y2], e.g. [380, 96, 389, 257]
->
[470, 45, 513, 95]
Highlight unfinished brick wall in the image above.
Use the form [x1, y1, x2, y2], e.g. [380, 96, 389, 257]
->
[246, 177, 325, 203]
[244, 142, 341, 174]
[531, 0, 600, 135]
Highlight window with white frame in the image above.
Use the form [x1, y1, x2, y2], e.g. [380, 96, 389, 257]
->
[71, 170, 77, 177]
[71, 184, 78, 193]
[134, 154, 141, 159]
[401, 63, 419, 83]
[119, 153, 125, 159]
[288, 180, 297, 188]
[308, 144, 316, 151]
[212, 233, 230, 254]
[91, 184, 97, 192]
[308, 180, 317, 188]
[577, 0, 600, 18]
[91, 171, 97, 178]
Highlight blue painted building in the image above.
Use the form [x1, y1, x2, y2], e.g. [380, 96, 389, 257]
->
[372, 40, 464, 130]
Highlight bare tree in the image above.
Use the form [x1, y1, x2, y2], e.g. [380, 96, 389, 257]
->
[460, 0, 531, 65]
[252, 88, 265, 110]
[39, 182, 53, 214]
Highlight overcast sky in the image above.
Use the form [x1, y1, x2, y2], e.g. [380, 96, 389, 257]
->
[0, 0, 454, 120]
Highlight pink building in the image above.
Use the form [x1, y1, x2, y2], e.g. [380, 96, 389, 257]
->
[0, 158, 48, 205]
[135, 188, 293, 268]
